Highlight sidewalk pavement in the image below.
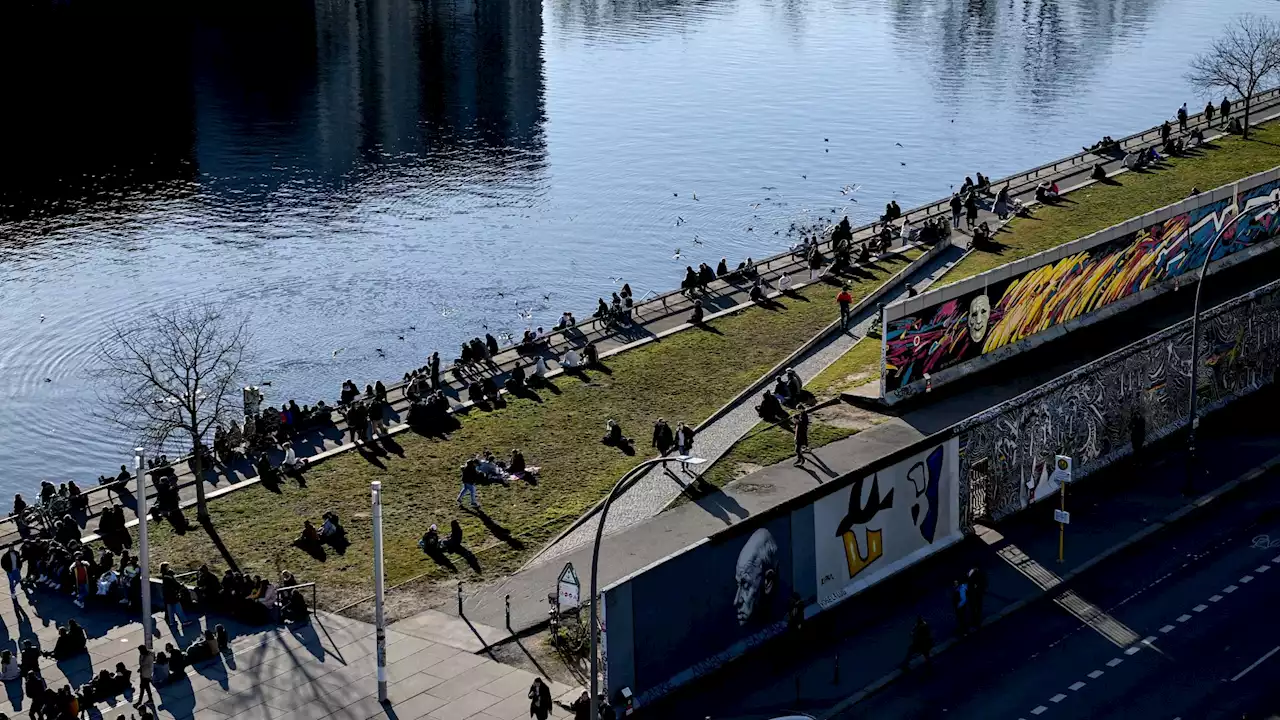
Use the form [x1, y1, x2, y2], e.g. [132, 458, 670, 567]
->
[453, 233, 1280, 635]
[0, 578, 579, 720]
[637, 384, 1280, 719]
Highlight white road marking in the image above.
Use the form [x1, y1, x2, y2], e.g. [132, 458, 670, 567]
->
[1241, 575, 1255, 583]
[1225, 585, 1238, 593]
[1193, 604, 1208, 612]
[1159, 625, 1175, 633]
[1069, 681, 1086, 691]
[1142, 636, 1157, 645]
[1231, 646, 1280, 682]
[1256, 565, 1271, 573]
[1107, 658, 1124, 667]
[1031, 705, 1048, 715]
[1272, 554, 1280, 563]
[1050, 693, 1067, 703]
[1125, 646, 1141, 655]
[1177, 614, 1192, 622]
[1088, 670, 1104, 679]
[1209, 595, 1223, 602]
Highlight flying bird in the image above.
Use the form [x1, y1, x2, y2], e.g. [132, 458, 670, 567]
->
[398, 336, 405, 341]
[895, 142, 903, 147]
[673, 248, 683, 259]
[39, 315, 45, 323]
[692, 193, 699, 201]
[801, 175, 807, 179]
[692, 235, 703, 245]
[333, 348, 344, 358]
[376, 349, 386, 357]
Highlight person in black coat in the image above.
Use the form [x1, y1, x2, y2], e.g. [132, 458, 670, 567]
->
[793, 407, 810, 466]
[652, 419, 674, 454]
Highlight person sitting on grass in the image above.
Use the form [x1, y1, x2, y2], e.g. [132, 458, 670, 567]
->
[756, 390, 786, 423]
[602, 420, 631, 447]
[584, 342, 600, 367]
[320, 512, 345, 544]
[562, 348, 583, 371]
[296, 520, 321, 551]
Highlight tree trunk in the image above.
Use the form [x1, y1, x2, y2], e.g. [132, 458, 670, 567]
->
[190, 425, 209, 520]
[1243, 94, 1252, 139]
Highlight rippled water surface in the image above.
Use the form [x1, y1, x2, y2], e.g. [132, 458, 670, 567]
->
[0, 0, 1272, 490]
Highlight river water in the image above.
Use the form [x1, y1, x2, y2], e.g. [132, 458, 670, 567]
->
[0, 0, 1270, 490]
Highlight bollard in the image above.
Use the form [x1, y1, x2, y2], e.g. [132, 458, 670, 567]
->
[505, 594, 512, 630]
[833, 653, 840, 684]
[457, 581, 463, 616]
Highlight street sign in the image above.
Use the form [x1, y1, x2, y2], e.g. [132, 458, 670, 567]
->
[1054, 509, 1071, 524]
[1050, 455, 1073, 485]
[557, 562, 581, 609]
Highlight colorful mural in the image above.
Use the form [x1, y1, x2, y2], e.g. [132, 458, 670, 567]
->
[884, 179, 1280, 394]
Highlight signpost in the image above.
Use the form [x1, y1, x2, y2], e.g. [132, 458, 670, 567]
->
[1053, 456, 1073, 563]
[558, 562, 581, 609]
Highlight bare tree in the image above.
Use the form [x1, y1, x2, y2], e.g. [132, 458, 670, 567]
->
[1188, 14, 1280, 139]
[94, 303, 253, 520]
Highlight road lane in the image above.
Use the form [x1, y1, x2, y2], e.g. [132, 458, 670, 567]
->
[836, 462, 1280, 720]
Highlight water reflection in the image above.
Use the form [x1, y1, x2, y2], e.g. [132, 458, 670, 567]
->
[889, 0, 1163, 107]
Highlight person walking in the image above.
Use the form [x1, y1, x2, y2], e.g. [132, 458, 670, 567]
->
[1205, 100, 1215, 126]
[993, 186, 1010, 221]
[808, 247, 824, 280]
[651, 418, 674, 454]
[964, 193, 978, 230]
[1, 546, 21, 599]
[950, 578, 969, 636]
[1160, 120, 1171, 146]
[903, 616, 934, 670]
[528, 677, 553, 720]
[160, 564, 190, 630]
[456, 460, 481, 509]
[1220, 96, 1232, 128]
[1177, 103, 1188, 133]
[836, 286, 854, 329]
[134, 645, 155, 709]
[949, 193, 962, 228]
[967, 566, 987, 629]
[429, 351, 441, 391]
[675, 422, 696, 472]
[793, 406, 810, 466]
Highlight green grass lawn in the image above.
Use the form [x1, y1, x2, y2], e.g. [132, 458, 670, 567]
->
[146, 252, 918, 611]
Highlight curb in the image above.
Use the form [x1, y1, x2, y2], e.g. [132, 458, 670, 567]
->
[818, 450, 1280, 719]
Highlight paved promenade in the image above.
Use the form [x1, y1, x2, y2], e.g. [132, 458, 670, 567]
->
[2, 588, 579, 720]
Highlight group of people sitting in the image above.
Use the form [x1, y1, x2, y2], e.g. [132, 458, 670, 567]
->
[187, 564, 309, 625]
[295, 512, 348, 558]
[13, 538, 143, 612]
[215, 400, 336, 465]
[10, 646, 137, 720]
[756, 368, 805, 422]
[463, 449, 538, 489]
[457, 334, 502, 372]
[593, 284, 635, 325]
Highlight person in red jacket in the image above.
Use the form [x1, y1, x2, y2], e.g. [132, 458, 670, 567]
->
[837, 286, 854, 329]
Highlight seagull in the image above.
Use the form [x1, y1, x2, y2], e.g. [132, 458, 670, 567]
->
[676, 216, 686, 226]
[261, 381, 272, 386]
[692, 235, 703, 245]
[376, 349, 386, 357]
[610, 276, 624, 284]
[674, 192, 679, 197]
[39, 314, 45, 323]
[895, 142, 903, 147]
[901, 162, 907, 166]
[824, 138, 829, 142]
[333, 348, 344, 358]
[408, 325, 417, 330]
[543, 293, 552, 300]
[398, 335, 405, 341]
[673, 248, 683, 259]
[750, 203, 761, 209]
[44, 378, 51, 383]
[801, 175, 807, 179]
[761, 186, 776, 191]
[497, 291, 506, 298]
[692, 193, 698, 201]
[746, 227, 753, 232]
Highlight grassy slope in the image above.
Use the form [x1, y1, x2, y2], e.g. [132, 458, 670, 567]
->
[147, 253, 918, 609]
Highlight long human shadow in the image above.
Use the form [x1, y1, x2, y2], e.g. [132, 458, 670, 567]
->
[692, 485, 750, 526]
[464, 508, 525, 550]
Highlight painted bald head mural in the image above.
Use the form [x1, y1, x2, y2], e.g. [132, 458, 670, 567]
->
[733, 528, 778, 625]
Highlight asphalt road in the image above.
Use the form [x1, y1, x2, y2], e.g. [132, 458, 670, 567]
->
[835, 461, 1280, 720]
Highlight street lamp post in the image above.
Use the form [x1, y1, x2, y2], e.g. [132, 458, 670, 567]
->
[1186, 198, 1279, 492]
[372, 481, 387, 703]
[589, 455, 705, 720]
[135, 448, 153, 648]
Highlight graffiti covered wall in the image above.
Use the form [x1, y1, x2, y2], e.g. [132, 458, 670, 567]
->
[955, 277, 1280, 527]
[883, 171, 1280, 399]
[813, 439, 961, 607]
